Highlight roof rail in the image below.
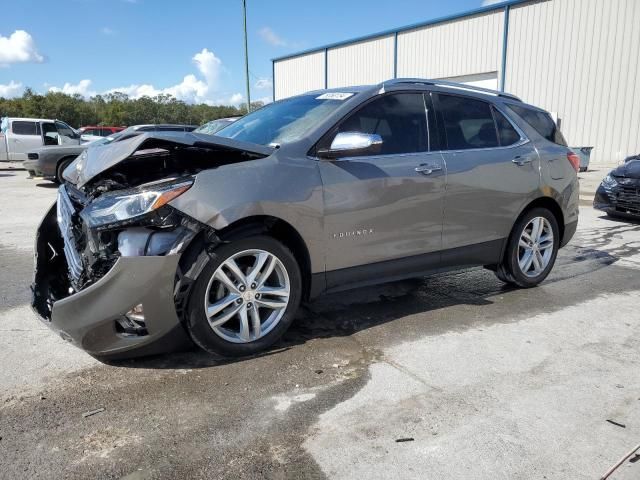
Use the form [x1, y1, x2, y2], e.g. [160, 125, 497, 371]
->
[384, 78, 522, 102]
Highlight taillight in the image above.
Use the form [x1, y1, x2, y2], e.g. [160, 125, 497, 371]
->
[567, 152, 580, 173]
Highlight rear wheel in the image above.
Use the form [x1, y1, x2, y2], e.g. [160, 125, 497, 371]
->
[185, 235, 302, 357]
[495, 208, 559, 288]
[55, 157, 74, 184]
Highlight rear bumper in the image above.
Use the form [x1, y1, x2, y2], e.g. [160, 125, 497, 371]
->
[23, 158, 55, 178]
[561, 219, 578, 247]
[32, 203, 192, 360]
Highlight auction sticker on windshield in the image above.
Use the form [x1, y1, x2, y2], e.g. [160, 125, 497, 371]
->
[316, 92, 354, 100]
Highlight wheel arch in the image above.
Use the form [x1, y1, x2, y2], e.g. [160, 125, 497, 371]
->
[217, 215, 313, 301]
[177, 215, 313, 308]
[515, 196, 565, 241]
[497, 196, 565, 263]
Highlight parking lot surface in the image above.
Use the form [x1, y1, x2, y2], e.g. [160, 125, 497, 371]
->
[1, 171, 639, 479]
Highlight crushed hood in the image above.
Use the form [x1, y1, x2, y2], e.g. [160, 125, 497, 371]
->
[611, 159, 640, 180]
[64, 132, 275, 187]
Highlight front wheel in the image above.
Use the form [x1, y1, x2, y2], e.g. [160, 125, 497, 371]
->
[185, 235, 302, 357]
[495, 208, 559, 288]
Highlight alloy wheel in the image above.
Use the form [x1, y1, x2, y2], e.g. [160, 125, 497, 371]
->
[517, 216, 554, 278]
[204, 249, 291, 343]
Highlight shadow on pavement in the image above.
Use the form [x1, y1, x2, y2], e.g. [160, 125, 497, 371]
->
[35, 182, 58, 189]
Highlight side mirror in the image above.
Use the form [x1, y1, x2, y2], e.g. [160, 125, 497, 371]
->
[318, 132, 383, 159]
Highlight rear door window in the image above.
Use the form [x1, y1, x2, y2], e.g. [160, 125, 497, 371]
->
[12, 121, 39, 135]
[506, 104, 567, 146]
[492, 107, 521, 146]
[333, 93, 429, 156]
[435, 94, 499, 150]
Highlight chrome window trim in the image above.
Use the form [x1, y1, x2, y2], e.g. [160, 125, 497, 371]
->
[434, 137, 531, 155]
[313, 150, 444, 162]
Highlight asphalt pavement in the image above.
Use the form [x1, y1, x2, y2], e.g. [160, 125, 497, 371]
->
[1, 170, 639, 480]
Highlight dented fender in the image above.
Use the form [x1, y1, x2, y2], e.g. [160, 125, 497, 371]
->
[168, 154, 326, 274]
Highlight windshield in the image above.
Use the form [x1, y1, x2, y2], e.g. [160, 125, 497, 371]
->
[216, 93, 354, 145]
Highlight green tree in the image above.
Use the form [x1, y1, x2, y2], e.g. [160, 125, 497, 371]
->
[0, 90, 246, 128]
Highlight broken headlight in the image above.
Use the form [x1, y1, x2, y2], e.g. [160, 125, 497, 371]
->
[602, 174, 618, 188]
[81, 179, 193, 229]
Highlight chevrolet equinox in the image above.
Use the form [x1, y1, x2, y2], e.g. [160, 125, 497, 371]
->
[32, 79, 579, 359]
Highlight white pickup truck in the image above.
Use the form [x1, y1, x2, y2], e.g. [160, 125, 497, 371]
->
[0, 117, 81, 168]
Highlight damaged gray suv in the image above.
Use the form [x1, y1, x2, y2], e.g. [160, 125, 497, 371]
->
[32, 79, 579, 360]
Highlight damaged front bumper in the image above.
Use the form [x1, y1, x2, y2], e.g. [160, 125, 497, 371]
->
[32, 195, 195, 360]
[594, 183, 640, 219]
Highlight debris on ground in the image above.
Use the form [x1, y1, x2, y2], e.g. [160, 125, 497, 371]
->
[600, 443, 640, 480]
[395, 438, 414, 443]
[606, 419, 626, 428]
[82, 408, 106, 418]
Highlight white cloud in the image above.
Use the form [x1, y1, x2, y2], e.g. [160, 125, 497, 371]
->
[48, 79, 96, 97]
[103, 49, 226, 104]
[481, 0, 504, 5]
[0, 30, 44, 66]
[192, 48, 222, 89]
[227, 93, 244, 105]
[258, 27, 287, 47]
[46, 49, 241, 105]
[0, 80, 23, 98]
[254, 77, 272, 90]
[254, 96, 272, 106]
[101, 27, 116, 35]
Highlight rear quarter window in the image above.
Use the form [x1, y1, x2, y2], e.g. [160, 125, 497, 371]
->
[492, 107, 521, 146]
[12, 121, 40, 135]
[507, 104, 567, 146]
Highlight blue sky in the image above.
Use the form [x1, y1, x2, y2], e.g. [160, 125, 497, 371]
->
[1, 0, 497, 105]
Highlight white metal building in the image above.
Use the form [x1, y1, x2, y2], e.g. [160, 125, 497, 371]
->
[272, 0, 640, 166]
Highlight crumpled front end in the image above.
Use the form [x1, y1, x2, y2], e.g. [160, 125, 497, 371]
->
[594, 175, 640, 218]
[31, 191, 197, 359]
[31, 133, 270, 358]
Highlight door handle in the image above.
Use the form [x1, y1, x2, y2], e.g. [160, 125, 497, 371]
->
[512, 156, 533, 166]
[415, 164, 443, 175]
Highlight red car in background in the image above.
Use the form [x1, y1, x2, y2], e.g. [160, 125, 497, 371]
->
[78, 126, 125, 137]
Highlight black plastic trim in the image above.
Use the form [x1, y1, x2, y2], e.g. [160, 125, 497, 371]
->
[309, 239, 505, 297]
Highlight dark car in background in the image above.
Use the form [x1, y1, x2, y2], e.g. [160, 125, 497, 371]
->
[594, 160, 640, 219]
[25, 124, 199, 183]
[78, 126, 126, 137]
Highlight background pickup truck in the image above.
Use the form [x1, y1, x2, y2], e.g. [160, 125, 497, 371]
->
[0, 117, 80, 168]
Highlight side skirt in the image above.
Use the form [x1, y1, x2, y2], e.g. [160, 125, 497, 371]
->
[310, 239, 505, 297]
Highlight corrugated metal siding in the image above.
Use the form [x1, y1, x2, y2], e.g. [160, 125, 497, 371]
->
[327, 35, 395, 88]
[274, 51, 325, 100]
[506, 0, 640, 164]
[397, 10, 505, 79]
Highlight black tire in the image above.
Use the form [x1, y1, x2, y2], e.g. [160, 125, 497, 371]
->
[495, 207, 560, 288]
[185, 235, 302, 357]
[55, 157, 74, 184]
